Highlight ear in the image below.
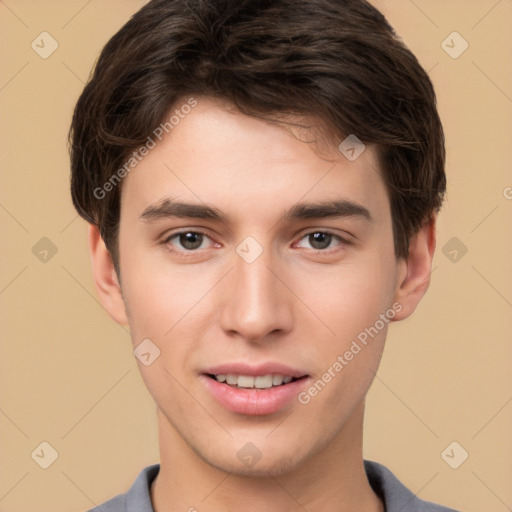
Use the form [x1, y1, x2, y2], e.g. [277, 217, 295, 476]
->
[391, 214, 437, 322]
[88, 224, 129, 325]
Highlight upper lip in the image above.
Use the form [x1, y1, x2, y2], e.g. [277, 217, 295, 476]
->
[202, 362, 308, 379]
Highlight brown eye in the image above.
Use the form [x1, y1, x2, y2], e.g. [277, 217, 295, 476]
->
[166, 231, 209, 251]
[308, 232, 332, 250]
[295, 231, 343, 251]
[179, 232, 203, 250]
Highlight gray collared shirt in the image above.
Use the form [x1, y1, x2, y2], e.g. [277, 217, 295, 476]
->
[87, 460, 460, 512]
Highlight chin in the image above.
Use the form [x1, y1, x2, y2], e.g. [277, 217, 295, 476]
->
[193, 436, 316, 478]
[211, 452, 307, 478]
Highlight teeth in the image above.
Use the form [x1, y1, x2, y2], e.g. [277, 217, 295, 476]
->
[273, 374, 284, 386]
[255, 375, 273, 388]
[214, 373, 296, 389]
[237, 375, 255, 388]
[226, 374, 238, 385]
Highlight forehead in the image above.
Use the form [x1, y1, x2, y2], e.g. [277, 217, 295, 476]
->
[120, 96, 390, 225]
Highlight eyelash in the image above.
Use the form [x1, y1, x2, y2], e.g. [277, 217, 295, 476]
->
[162, 229, 351, 256]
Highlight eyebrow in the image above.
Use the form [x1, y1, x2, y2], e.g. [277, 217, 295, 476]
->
[140, 198, 373, 224]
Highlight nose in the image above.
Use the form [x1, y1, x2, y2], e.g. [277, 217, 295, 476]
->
[219, 249, 293, 343]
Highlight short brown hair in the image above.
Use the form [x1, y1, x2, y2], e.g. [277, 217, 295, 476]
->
[69, 0, 446, 274]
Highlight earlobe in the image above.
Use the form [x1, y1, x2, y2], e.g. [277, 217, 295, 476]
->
[391, 215, 437, 322]
[88, 224, 129, 325]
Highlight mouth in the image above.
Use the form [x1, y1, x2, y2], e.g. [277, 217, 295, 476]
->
[206, 373, 303, 389]
[201, 365, 310, 415]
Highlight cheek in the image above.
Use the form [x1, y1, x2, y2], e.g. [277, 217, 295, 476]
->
[119, 239, 192, 331]
[298, 254, 396, 341]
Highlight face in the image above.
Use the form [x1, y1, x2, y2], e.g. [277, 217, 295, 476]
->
[96, 96, 426, 476]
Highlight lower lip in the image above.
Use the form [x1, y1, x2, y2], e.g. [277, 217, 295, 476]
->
[202, 375, 309, 416]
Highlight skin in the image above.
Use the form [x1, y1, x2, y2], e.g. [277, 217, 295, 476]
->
[89, 96, 437, 512]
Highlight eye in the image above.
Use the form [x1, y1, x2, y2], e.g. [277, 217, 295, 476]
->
[165, 231, 214, 251]
[295, 231, 347, 250]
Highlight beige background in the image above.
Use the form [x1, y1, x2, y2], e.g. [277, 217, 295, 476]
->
[0, 1, 511, 511]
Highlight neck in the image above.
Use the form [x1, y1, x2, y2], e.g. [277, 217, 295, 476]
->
[150, 403, 383, 512]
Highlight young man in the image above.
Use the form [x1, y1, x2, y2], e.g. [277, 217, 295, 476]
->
[69, 0, 458, 510]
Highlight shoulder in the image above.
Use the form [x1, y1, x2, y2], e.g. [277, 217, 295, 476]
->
[86, 494, 125, 512]
[364, 460, 461, 512]
[85, 464, 160, 512]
